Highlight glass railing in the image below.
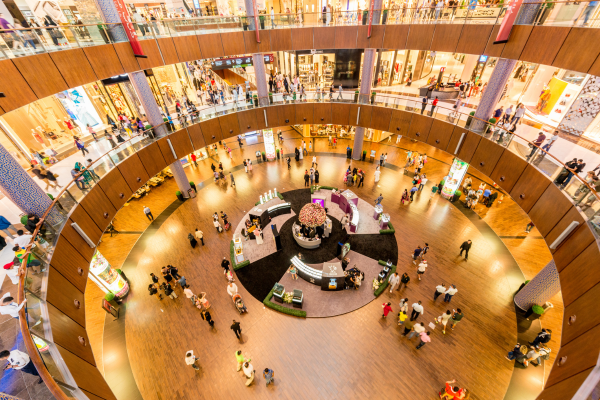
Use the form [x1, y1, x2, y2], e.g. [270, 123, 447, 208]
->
[2, 2, 599, 60]
[15, 88, 599, 400]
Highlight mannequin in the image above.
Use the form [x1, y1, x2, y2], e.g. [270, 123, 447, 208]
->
[31, 129, 44, 145]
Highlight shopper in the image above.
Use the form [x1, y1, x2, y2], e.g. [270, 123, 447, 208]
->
[459, 239, 472, 260]
[412, 246, 422, 264]
[529, 329, 552, 347]
[194, 228, 204, 245]
[416, 260, 428, 280]
[399, 273, 410, 290]
[410, 185, 418, 201]
[0, 216, 18, 239]
[397, 310, 407, 326]
[375, 194, 383, 205]
[0, 293, 26, 319]
[382, 302, 393, 318]
[143, 206, 154, 221]
[410, 301, 423, 321]
[231, 320, 242, 339]
[263, 368, 275, 386]
[201, 309, 214, 327]
[416, 331, 431, 349]
[450, 308, 464, 330]
[0, 349, 42, 383]
[227, 282, 238, 297]
[235, 350, 249, 371]
[185, 350, 200, 370]
[407, 321, 425, 339]
[505, 343, 526, 361]
[243, 361, 255, 386]
[437, 310, 452, 334]
[221, 257, 231, 272]
[433, 283, 446, 301]
[388, 272, 400, 293]
[444, 285, 458, 302]
[304, 170, 309, 187]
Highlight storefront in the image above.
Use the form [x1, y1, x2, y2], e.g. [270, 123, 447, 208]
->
[89, 250, 130, 298]
[296, 50, 361, 90]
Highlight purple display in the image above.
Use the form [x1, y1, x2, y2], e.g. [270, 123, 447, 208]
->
[312, 198, 325, 208]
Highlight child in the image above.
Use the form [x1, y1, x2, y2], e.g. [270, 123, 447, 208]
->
[398, 310, 407, 326]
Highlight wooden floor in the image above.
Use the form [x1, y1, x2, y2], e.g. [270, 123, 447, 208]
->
[84, 129, 564, 400]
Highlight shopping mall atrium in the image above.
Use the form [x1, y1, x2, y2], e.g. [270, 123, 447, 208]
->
[0, 0, 599, 399]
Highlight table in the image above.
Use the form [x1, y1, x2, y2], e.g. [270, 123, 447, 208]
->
[373, 205, 383, 220]
[321, 262, 345, 291]
[339, 190, 358, 213]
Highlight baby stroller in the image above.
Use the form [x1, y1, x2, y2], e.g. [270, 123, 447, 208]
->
[226, 270, 234, 283]
[232, 294, 247, 314]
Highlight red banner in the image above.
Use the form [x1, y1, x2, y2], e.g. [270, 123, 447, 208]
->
[494, 0, 524, 44]
[252, 0, 261, 43]
[367, 0, 375, 38]
[113, 0, 147, 57]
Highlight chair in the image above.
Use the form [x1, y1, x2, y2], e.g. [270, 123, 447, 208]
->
[292, 289, 303, 309]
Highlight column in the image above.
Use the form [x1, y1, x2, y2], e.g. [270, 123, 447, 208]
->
[243, 0, 256, 30]
[352, 47, 378, 160]
[470, 3, 538, 132]
[558, 75, 600, 136]
[252, 54, 270, 106]
[128, 72, 168, 138]
[459, 54, 479, 83]
[514, 261, 560, 311]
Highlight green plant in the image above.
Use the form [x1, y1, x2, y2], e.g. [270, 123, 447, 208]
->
[230, 240, 250, 271]
[470, 111, 475, 116]
[532, 305, 545, 315]
[488, 117, 497, 124]
[363, 150, 367, 155]
[189, 181, 194, 185]
[277, 193, 284, 200]
[116, 269, 122, 274]
[283, 292, 293, 303]
[276, 148, 280, 153]
[263, 287, 307, 317]
[373, 260, 397, 296]
[455, 190, 463, 198]
[104, 293, 115, 301]
[176, 190, 182, 196]
[379, 221, 395, 235]
[318, 186, 339, 191]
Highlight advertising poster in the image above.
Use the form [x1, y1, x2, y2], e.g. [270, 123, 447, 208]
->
[441, 158, 469, 199]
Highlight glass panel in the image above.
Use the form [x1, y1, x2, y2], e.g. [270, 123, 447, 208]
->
[24, 292, 48, 336]
[32, 336, 70, 384]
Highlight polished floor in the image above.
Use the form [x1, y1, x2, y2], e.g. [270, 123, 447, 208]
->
[85, 129, 562, 400]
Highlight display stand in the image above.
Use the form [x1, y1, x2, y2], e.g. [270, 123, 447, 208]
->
[331, 190, 341, 204]
[339, 190, 358, 213]
[373, 205, 383, 220]
[379, 213, 390, 230]
[321, 262, 345, 291]
[233, 234, 244, 263]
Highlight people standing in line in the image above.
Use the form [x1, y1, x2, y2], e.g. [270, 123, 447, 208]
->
[459, 240, 472, 260]
[243, 361, 255, 386]
[434, 283, 446, 301]
[388, 272, 400, 293]
[450, 308, 463, 331]
[416, 331, 431, 349]
[410, 301, 423, 321]
[185, 350, 200, 370]
[263, 368, 275, 386]
[143, 206, 154, 221]
[201, 309, 214, 327]
[0, 349, 42, 383]
[416, 260, 428, 280]
[231, 320, 242, 339]
[399, 273, 410, 290]
[444, 285, 458, 303]
[382, 302, 393, 318]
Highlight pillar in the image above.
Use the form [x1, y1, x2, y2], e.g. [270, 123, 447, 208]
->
[459, 54, 479, 83]
[243, 0, 256, 30]
[352, 47, 378, 160]
[558, 75, 600, 136]
[252, 54, 270, 106]
[514, 261, 560, 311]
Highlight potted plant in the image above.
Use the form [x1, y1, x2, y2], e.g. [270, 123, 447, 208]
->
[269, 92, 273, 104]
[525, 304, 545, 320]
[362, 150, 367, 161]
[486, 117, 497, 134]
[189, 181, 196, 191]
[451, 189, 462, 202]
[465, 111, 475, 128]
[176, 190, 183, 201]
[253, 95, 258, 107]
[261, 151, 266, 161]
[354, 90, 359, 103]
[370, 91, 376, 105]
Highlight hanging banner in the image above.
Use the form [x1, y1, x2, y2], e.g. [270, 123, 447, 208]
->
[113, 0, 147, 58]
[367, 0, 375, 38]
[252, 0, 261, 43]
[494, 0, 524, 44]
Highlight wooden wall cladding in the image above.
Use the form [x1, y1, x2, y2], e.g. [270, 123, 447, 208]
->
[545, 207, 585, 256]
[370, 107, 392, 132]
[562, 281, 600, 347]
[112, 42, 139, 73]
[221, 31, 246, 56]
[49, 49, 98, 88]
[137, 39, 165, 70]
[426, 119, 454, 151]
[199, 118, 223, 145]
[156, 37, 180, 65]
[97, 168, 132, 210]
[560, 240, 600, 306]
[527, 184, 573, 237]
[294, 103, 314, 125]
[0, 59, 38, 112]
[186, 124, 206, 150]
[270, 29, 293, 51]
[357, 105, 373, 128]
[47, 303, 95, 365]
[449, 129, 479, 163]
[406, 24, 435, 50]
[136, 141, 168, 177]
[430, 24, 463, 53]
[489, 150, 528, 193]
[218, 113, 242, 139]
[117, 154, 151, 193]
[551, 214, 596, 269]
[237, 109, 259, 134]
[173, 35, 203, 62]
[455, 24, 493, 55]
[46, 267, 86, 327]
[56, 344, 117, 400]
[367, 25, 385, 50]
[243, 30, 271, 53]
[69, 207, 103, 246]
[12, 54, 69, 99]
[553, 28, 600, 73]
[59, 217, 96, 262]
[165, 129, 194, 160]
[388, 110, 412, 136]
[468, 137, 503, 175]
[335, 26, 358, 49]
[292, 27, 313, 50]
[536, 367, 594, 400]
[407, 113, 433, 141]
[500, 25, 533, 60]
[519, 26, 571, 66]
[313, 27, 335, 49]
[82, 44, 125, 80]
[263, 107, 280, 128]
[331, 103, 351, 126]
[49, 236, 90, 293]
[78, 185, 117, 232]
[483, 25, 505, 57]
[510, 164, 551, 213]
[545, 324, 600, 388]
[382, 25, 409, 50]
[199, 33, 225, 58]
[278, 104, 296, 125]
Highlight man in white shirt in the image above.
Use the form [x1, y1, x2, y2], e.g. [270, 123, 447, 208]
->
[337, 85, 343, 100]
[183, 288, 195, 300]
[542, 130, 559, 152]
[185, 350, 199, 370]
[0, 293, 26, 319]
[416, 260, 428, 280]
[444, 285, 458, 303]
[410, 301, 424, 321]
[407, 322, 425, 339]
[243, 361, 255, 386]
[388, 272, 400, 293]
[511, 104, 526, 125]
[0, 349, 41, 382]
[12, 230, 32, 249]
[227, 282, 238, 297]
[143, 206, 153, 221]
[433, 283, 446, 301]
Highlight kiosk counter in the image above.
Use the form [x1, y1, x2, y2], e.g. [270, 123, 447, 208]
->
[291, 256, 322, 285]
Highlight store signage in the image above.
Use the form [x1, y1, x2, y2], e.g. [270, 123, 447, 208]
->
[264, 54, 274, 63]
[113, 0, 147, 58]
[211, 56, 253, 70]
[367, 0, 375, 38]
[440, 67, 445, 72]
[310, 49, 323, 54]
[494, 0, 524, 44]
